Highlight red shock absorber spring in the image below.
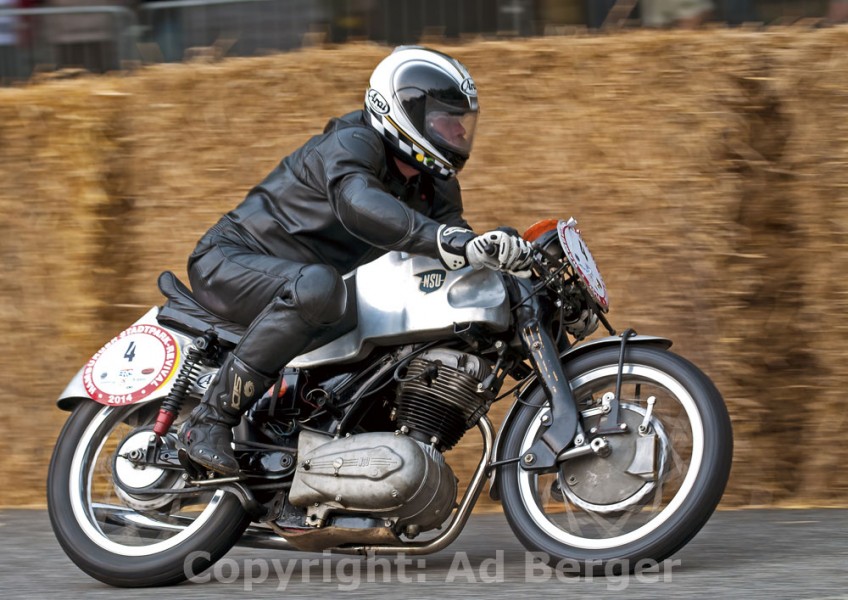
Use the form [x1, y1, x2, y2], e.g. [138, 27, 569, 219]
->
[153, 340, 206, 437]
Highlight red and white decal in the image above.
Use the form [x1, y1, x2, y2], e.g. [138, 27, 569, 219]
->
[82, 324, 180, 405]
[558, 219, 609, 311]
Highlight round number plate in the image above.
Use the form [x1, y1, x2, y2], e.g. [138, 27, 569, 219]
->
[557, 219, 609, 310]
[82, 324, 180, 405]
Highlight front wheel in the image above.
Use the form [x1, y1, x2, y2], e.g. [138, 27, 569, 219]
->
[47, 400, 251, 587]
[498, 346, 732, 573]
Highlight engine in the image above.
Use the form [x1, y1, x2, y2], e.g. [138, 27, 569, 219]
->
[286, 349, 494, 541]
[394, 348, 495, 451]
[289, 430, 457, 535]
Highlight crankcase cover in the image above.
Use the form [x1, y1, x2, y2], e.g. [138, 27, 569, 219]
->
[289, 431, 457, 531]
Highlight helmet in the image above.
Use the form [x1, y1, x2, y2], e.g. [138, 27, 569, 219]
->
[365, 46, 479, 179]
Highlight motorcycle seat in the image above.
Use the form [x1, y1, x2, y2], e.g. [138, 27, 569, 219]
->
[156, 271, 245, 347]
[155, 270, 360, 353]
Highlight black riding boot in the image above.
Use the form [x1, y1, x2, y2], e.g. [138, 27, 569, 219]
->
[178, 354, 275, 476]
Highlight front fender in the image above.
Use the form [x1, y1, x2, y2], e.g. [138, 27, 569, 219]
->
[487, 334, 672, 501]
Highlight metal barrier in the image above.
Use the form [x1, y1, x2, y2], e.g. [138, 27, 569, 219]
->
[0, 0, 539, 82]
[137, 0, 323, 63]
[0, 0, 837, 85]
[133, 0, 538, 63]
[0, 5, 137, 83]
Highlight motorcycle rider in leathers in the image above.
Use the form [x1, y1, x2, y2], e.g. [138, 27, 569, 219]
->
[177, 46, 535, 476]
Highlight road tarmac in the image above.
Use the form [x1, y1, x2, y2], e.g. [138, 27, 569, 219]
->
[1, 508, 846, 599]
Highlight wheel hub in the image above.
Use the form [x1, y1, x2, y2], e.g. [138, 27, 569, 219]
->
[112, 428, 184, 510]
[559, 403, 669, 513]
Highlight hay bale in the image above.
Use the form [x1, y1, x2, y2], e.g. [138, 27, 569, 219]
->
[3, 29, 848, 508]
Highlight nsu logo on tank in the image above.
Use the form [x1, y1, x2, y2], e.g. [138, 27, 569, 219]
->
[416, 269, 447, 294]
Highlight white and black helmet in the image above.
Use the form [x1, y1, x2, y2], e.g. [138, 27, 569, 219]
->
[365, 46, 479, 179]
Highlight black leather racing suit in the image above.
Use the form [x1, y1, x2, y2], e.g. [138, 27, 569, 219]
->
[187, 110, 470, 376]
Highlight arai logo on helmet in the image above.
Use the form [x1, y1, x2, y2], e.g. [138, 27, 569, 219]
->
[367, 89, 390, 115]
[460, 77, 477, 96]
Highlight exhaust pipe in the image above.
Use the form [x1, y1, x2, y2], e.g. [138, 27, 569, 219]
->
[93, 502, 298, 550]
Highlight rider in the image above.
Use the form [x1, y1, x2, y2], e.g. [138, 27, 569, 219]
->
[177, 46, 534, 476]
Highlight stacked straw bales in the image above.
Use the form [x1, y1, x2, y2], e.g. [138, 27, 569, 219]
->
[2, 27, 848, 507]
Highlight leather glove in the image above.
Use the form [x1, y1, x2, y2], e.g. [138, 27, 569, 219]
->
[467, 230, 534, 277]
[438, 225, 534, 277]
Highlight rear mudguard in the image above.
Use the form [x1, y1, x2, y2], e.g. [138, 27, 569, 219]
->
[488, 334, 672, 501]
[56, 307, 201, 411]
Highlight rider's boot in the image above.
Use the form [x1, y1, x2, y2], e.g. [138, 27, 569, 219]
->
[177, 354, 275, 476]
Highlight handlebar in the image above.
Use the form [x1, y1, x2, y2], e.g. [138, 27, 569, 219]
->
[481, 240, 498, 257]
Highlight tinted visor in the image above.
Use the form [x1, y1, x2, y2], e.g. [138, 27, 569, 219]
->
[424, 102, 477, 155]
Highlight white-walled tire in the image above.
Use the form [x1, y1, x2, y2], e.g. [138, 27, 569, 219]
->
[498, 346, 732, 574]
[47, 400, 250, 587]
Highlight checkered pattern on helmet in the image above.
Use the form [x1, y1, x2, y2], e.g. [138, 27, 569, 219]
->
[367, 109, 455, 178]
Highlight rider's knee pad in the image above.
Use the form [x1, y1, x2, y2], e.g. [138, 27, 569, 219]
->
[291, 264, 347, 326]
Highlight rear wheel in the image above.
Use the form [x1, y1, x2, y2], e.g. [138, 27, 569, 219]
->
[498, 346, 732, 573]
[47, 400, 250, 587]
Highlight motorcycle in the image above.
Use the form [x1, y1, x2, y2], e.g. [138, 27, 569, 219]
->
[47, 218, 732, 587]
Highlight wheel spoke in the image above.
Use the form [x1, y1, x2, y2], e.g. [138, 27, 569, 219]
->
[582, 506, 623, 537]
[556, 479, 586, 536]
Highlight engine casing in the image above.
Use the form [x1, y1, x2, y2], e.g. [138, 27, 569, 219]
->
[288, 431, 457, 531]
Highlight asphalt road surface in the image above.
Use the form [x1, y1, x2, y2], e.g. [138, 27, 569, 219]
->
[1, 509, 846, 599]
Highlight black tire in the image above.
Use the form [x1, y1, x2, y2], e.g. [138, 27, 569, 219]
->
[47, 400, 251, 587]
[498, 346, 732, 574]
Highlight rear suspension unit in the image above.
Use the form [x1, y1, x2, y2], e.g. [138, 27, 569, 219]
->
[153, 332, 220, 437]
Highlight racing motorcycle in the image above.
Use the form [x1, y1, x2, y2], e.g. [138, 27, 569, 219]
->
[47, 218, 733, 587]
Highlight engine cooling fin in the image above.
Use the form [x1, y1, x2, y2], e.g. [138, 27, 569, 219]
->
[396, 349, 494, 451]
